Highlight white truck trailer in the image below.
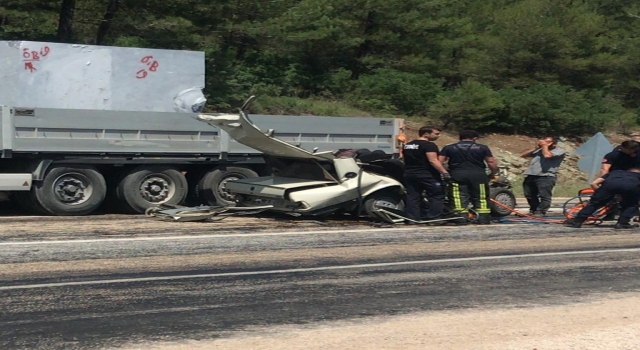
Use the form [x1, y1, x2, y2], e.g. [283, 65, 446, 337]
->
[0, 40, 404, 216]
[0, 105, 403, 215]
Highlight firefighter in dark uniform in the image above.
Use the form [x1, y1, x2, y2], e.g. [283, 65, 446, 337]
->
[402, 126, 449, 223]
[600, 140, 640, 175]
[599, 140, 640, 221]
[565, 168, 640, 229]
[439, 130, 499, 224]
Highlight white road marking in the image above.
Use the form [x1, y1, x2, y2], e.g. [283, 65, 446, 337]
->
[1, 248, 638, 291]
[0, 224, 524, 246]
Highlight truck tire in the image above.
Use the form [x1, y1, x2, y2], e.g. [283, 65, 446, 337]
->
[489, 187, 516, 217]
[116, 166, 188, 213]
[364, 189, 405, 219]
[32, 165, 107, 216]
[13, 191, 48, 215]
[196, 166, 259, 206]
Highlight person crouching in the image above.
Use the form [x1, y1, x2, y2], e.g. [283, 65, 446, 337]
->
[564, 168, 640, 229]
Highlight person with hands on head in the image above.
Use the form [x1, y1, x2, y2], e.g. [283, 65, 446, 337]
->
[402, 126, 449, 224]
[439, 130, 499, 225]
[564, 168, 640, 229]
[520, 136, 566, 217]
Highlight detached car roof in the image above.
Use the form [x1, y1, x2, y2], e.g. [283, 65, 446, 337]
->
[197, 112, 335, 161]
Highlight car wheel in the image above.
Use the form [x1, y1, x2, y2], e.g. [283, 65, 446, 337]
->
[489, 187, 516, 217]
[364, 189, 405, 219]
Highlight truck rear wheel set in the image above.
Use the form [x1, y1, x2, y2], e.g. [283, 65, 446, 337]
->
[115, 166, 188, 214]
[13, 164, 260, 216]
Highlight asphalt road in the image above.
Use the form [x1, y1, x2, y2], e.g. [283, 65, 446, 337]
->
[1, 214, 639, 350]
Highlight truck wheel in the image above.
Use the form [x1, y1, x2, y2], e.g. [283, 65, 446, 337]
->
[116, 166, 188, 213]
[489, 188, 516, 217]
[32, 165, 107, 216]
[13, 192, 48, 215]
[196, 166, 259, 206]
[185, 169, 207, 206]
[364, 189, 405, 219]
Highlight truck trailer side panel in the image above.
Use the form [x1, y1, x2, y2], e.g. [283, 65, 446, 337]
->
[2, 107, 400, 157]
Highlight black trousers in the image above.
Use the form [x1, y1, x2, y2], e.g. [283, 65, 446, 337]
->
[523, 175, 557, 214]
[448, 170, 491, 214]
[403, 175, 445, 220]
[576, 184, 640, 221]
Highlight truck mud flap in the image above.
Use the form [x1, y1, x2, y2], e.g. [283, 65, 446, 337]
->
[372, 207, 467, 225]
[145, 204, 274, 222]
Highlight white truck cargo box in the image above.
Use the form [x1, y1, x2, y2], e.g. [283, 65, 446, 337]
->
[0, 41, 206, 113]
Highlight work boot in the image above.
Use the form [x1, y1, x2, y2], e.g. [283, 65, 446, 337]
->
[563, 217, 585, 228]
[451, 216, 470, 225]
[533, 210, 547, 217]
[614, 217, 638, 229]
[438, 212, 469, 226]
[474, 213, 492, 225]
[614, 223, 638, 229]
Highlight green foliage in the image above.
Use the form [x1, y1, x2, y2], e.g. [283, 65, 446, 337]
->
[1, 0, 640, 136]
[498, 84, 622, 136]
[250, 96, 381, 117]
[0, 1, 59, 41]
[348, 68, 443, 115]
[427, 80, 504, 129]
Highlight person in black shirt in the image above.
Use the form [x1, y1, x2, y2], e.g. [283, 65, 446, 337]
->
[565, 168, 640, 229]
[599, 140, 640, 221]
[439, 130, 499, 224]
[600, 140, 640, 176]
[402, 126, 449, 223]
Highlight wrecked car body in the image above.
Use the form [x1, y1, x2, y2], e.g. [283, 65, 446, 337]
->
[196, 97, 406, 220]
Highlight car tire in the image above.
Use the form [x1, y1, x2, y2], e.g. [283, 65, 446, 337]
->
[364, 189, 405, 219]
[489, 187, 516, 217]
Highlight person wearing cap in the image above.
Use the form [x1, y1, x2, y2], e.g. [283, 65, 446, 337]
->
[439, 130, 499, 224]
[520, 136, 566, 217]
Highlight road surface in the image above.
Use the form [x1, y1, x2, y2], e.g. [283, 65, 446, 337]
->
[1, 213, 639, 350]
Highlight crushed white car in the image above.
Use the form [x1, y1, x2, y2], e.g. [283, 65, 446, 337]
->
[195, 97, 406, 220]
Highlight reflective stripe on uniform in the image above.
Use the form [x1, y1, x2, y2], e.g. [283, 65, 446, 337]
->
[450, 182, 467, 212]
[476, 184, 491, 214]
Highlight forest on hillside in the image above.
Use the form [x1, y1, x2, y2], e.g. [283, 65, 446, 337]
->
[2, 0, 640, 136]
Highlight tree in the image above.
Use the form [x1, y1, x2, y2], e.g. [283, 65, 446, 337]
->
[95, 0, 119, 45]
[428, 80, 504, 129]
[1, 0, 640, 134]
[56, 0, 75, 42]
